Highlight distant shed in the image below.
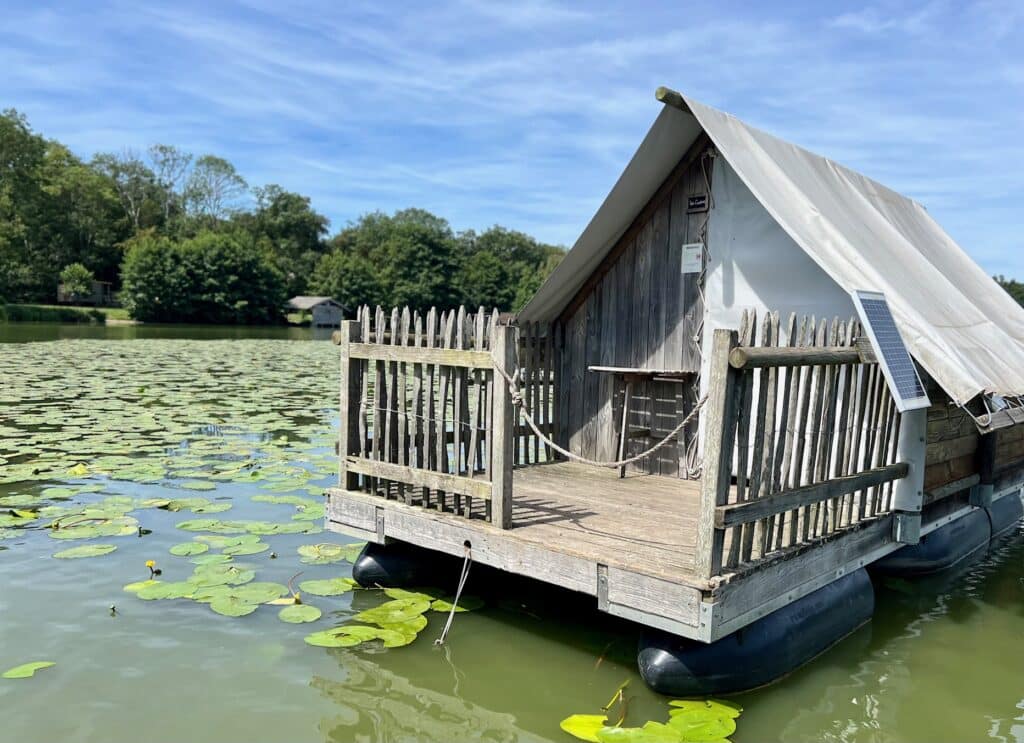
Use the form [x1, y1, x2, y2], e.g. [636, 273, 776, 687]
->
[287, 296, 346, 328]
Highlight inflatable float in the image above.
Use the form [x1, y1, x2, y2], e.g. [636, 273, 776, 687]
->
[636, 569, 873, 696]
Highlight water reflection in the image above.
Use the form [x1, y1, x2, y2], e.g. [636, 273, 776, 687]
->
[758, 524, 1024, 743]
[312, 654, 550, 743]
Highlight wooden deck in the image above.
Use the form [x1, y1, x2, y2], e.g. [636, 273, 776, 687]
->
[508, 462, 700, 581]
[327, 461, 712, 638]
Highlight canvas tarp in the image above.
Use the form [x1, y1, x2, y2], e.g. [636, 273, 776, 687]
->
[519, 91, 1024, 406]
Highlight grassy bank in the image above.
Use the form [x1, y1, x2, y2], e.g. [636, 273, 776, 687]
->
[1, 304, 111, 324]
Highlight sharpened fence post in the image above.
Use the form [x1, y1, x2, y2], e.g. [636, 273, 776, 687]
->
[696, 329, 740, 579]
[491, 321, 518, 528]
[337, 320, 361, 491]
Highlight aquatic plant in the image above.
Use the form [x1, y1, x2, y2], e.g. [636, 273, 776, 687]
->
[560, 686, 742, 743]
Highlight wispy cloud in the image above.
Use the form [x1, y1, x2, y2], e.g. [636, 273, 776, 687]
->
[1, 0, 1021, 274]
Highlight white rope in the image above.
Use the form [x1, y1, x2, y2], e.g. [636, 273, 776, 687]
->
[434, 544, 472, 646]
[493, 363, 707, 470]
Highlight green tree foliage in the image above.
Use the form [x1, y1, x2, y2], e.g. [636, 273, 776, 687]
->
[121, 230, 285, 324]
[235, 185, 329, 296]
[995, 275, 1024, 307]
[59, 263, 95, 297]
[184, 155, 247, 223]
[1, 110, 130, 301]
[1, 109, 566, 319]
[313, 210, 563, 312]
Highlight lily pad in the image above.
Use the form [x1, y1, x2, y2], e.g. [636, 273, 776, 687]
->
[227, 582, 289, 604]
[668, 700, 742, 719]
[222, 541, 269, 556]
[665, 713, 736, 741]
[136, 581, 196, 600]
[52, 543, 117, 559]
[123, 579, 160, 593]
[297, 542, 363, 565]
[209, 595, 259, 617]
[560, 714, 608, 743]
[376, 614, 428, 638]
[298, 577, 357, 597]
[303, 624, 410, 648]
[190, 564, 255, 587]
[353, 598, 430, 625]
[278, 604, 322, 623]
[190, 553, 233, 565]
[430, 595, 484, 613]
[169, 542, 209, 556]
[383, 587, 444, 602]
[2, 661, 56, 679]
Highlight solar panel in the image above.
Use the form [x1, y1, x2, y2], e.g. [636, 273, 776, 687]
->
[852, 290, 930, 412]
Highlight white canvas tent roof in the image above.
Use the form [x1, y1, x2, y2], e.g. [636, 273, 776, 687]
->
[519, 87, 1024, 412]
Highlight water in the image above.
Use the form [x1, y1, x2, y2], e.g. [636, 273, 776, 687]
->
[0, 323, 1021, 743]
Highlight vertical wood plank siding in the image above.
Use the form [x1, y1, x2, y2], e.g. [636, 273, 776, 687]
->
[554, 140, 715, 476]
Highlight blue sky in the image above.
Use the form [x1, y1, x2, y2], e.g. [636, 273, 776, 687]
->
[3, 0, 1022, 274]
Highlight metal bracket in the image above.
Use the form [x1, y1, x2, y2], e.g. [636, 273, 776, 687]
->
[375, 506, 385, 543]
[893, 511, 921, 545]
[969, 483, 993, 508]
[596, 564, 609, 611]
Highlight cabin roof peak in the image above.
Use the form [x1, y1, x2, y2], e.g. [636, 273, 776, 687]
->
[519, 86, 1024, 409]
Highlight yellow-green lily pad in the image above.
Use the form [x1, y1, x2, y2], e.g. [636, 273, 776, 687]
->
[169, 542, 209, 556]
[298, 577, 357, 596]
[53, 543, 117, 559]
[278, 604, 322, 623]
[3, 661, 56, 679]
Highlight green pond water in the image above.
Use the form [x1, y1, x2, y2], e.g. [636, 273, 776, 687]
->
[0, 323, 1021, 743]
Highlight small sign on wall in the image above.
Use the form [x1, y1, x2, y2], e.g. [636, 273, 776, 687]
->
[687, 194, 709, 213]
[681, 243, 704, 274]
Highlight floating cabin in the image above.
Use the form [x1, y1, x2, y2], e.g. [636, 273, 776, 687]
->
[326, 87, 1024, 693]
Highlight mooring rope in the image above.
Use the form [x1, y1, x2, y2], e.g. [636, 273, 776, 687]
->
[434, 544, 472, 646]
[492, 363, 707, 470]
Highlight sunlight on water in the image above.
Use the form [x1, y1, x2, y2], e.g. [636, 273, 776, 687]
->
[0, 324, 1021, 743]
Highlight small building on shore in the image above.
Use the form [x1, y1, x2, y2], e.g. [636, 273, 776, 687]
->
[287, 296, 346, 327]
[57, 280, 113, 306]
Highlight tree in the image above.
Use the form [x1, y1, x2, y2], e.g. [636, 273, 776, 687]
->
[243, 184, 329, 295]
[311, 250, 384, 309]
[0, 109, 46, 300]
[455, 226, 564, 310]
[120, 229, 285, 324]
[92, 150, 160, 232]
[148, 144, 192, 222]
[185, 155, 247, 222]
[59, 263, 94, 297]
[995, 275, 1024, 307]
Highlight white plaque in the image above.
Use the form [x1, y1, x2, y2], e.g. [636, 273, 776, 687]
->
[681, 243, 703, 274]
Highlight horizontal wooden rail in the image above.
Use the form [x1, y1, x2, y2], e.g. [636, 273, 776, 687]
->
[715, 462, 909, 529]
[348, 342, 493, 369]
[345, 456, 492, 501]
[728, 345, 869, 369]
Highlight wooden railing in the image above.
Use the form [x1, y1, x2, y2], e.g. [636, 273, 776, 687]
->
[336, 306, 556, 529]
[696, 311, 909, 578]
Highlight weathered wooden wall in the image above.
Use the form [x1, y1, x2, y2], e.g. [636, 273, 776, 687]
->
[924, 376, 980, 495]
[555, 137, 714, 477]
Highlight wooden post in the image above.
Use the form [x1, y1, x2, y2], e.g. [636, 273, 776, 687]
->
[970, 431, 997, 507]
[695, 329, 739, 579]
[338, 320, 361, 491]
[491, 321, 518, 529]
